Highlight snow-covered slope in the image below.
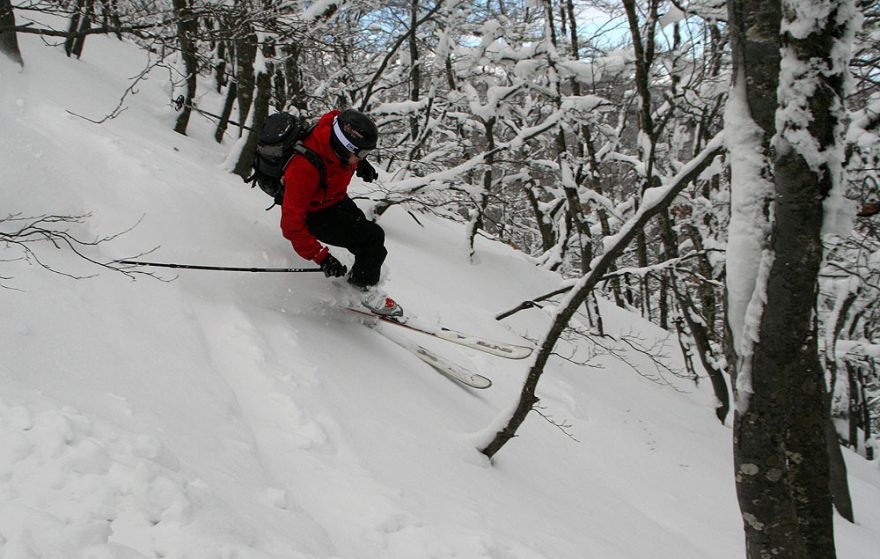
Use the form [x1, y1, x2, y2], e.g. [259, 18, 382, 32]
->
[2, 30, 878, 559]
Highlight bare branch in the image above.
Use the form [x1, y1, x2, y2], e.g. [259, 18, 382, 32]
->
[1, 213, 164, 287]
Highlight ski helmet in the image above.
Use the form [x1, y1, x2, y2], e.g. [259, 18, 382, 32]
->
[329, 109, 378, 162]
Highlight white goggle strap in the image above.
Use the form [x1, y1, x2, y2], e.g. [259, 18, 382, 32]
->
[332, 116, 360, 155]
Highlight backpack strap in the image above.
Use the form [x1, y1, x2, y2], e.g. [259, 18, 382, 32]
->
[280, 124, 326, 192]
[268, 126, 327, 211]
[288, 143, 327, 191]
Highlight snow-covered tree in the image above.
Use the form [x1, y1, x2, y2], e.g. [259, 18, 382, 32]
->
[725, 0, 859, 555]
[5, 6, 879, 539]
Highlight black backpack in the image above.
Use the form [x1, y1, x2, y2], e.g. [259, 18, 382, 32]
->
[247, 112, 326, 208]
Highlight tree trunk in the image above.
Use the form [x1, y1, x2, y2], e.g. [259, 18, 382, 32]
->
[172, 0, 199, 135]
[272, 65, 286, 112]
[845, 361, 859, 448]
[823, 288, 856, 521]
[541, 0, 590, 274]
[860, 364, 874, 460]
[726, 0, 853, 556]
[657, 210, 679, 329]
[523, 181, 556, 253]
[98, 0, 123, 40]
[214, 27, 228, 93]
[69, 0, 95, 59]
[0, 0, 23, 67]
[284, 44, 307, 112]
[234, 25, 257, 135]
[467, 117, 496, 261]
[671, 280, 730, 423]
[826, 415, 854, 522]
[407, 0, 421, 142]
[581, 124, 624, 306]
[215, 79, 237, 143]
[622, 0, 660, 323]
[232, 44, 272, 178]
[64, 0, 84, 57]
[684, 223, 718, 338]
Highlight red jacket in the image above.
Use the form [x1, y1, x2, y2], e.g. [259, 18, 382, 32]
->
[280, 110, 356, 263]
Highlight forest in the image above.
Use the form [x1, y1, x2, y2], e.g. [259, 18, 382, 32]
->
[2, 1, 879, 557]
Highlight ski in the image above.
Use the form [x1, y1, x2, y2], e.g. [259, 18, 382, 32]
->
[370, 327, 492, 389]
[348, 308, 533, 360]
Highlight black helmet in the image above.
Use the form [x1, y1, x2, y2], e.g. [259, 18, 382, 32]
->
[329, 109, 378, 162]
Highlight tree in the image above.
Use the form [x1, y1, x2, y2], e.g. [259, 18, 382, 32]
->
[724, 0, 857, 557]
[65, 0, 96, 58]
[171, 0, 199, 135]
[481, 133, 724, 459]
[0, 0, 23, 66]
[7, 2, 875, 503]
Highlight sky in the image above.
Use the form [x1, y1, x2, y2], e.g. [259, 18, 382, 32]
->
[1, 14, 879, 559]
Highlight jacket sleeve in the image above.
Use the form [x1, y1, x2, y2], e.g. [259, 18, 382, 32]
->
[280, 157, 326, 262]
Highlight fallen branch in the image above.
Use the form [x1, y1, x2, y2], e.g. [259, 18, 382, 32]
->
[481, 132, 725, 459]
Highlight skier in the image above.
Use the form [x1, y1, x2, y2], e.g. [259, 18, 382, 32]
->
[280, 108, 402, 317]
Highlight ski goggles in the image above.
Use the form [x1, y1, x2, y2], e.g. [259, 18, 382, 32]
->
[333, 117, 375, 158]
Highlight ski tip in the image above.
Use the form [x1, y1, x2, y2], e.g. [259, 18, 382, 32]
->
[499, 346, 534, 359]
[468, 376, 493, 389]
[469, 341, 533, 360]
[435, 368, 492, 389]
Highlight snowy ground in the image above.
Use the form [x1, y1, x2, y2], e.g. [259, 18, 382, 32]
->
[1, 27, 878, 559]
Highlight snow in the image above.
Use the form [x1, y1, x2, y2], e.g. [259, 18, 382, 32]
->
[554, 52, 632, 84]
[723, 73, 775, 410]
[659, 6, 687, 29]
[774, 0, 860, 237]
[303, 0, 340, 21]
[372, 99, 429, 116]
[1, 27, 879, 559]
[847, 96, 880, 147]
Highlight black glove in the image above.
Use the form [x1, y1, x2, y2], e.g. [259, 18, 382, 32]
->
[356, 159, 379, 183]
[319, 253, 348, 278]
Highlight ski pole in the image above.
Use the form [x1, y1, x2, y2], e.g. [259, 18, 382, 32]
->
[172, 95, 254, 132]
[117, 259, 322, 273]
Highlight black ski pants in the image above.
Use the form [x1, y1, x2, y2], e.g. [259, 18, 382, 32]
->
[306, 197, 387, 288]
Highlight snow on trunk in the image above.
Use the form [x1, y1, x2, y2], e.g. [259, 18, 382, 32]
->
[723, 76, 775, 411]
